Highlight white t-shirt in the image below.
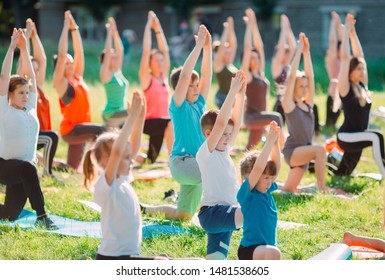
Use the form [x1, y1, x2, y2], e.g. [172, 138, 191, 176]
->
[196, 140, 239, 207]
[93, 172, 142, 256]
[0, 92, 38, 163]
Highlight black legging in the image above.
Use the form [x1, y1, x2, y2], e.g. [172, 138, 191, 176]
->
[62, 124, 106, 170]
[325, 95, 342, 127]
[336, 130, 385, 176]
[0, 158, 46, 221]
[37, 130, 59, 175]
[143, 119, 170, 163]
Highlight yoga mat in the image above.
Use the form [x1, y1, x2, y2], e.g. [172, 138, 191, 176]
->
[309, 243, 352, 260]
[350, 246, 385, 259]
[0, 209, 188, 239]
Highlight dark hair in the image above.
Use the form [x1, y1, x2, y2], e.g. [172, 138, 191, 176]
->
[240, 151, 277, 180]
[99, 50, 106, 63]
[170, 66, 199, 90]
[349, 56, 364, 77]
[200, 108, 235, 136]
[8, 75, 29, 93]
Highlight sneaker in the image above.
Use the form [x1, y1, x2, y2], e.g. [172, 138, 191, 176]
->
[35, 216, 59, 230]
[163, 189, 177, 202]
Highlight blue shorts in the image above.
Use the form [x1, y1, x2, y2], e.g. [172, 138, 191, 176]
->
[198, 205, 238, 257]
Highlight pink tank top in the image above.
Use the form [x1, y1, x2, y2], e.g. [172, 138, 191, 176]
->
[144, 75, 171, 119]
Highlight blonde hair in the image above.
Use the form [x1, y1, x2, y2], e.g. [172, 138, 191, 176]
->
[83, 132, 118, 190]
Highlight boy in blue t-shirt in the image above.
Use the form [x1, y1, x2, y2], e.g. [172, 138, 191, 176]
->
[237, 121, 281, 260]
[143, 25, 212, 221]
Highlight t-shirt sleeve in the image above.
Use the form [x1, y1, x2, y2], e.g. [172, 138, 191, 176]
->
[0, 95, 9, 120]
[196, 140, 209, 166]
[237, 178, 252, 206]
[169, 95, 187, 114]
[93, 172, 114, 208]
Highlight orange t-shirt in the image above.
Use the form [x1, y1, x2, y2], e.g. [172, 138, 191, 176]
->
[37, 86, 52, 131]
[59, 76, 91, 136]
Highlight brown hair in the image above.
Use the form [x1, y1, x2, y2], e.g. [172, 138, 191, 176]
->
[200, 109, 234, 134]
[349, 56, 365, 77]
[240, 151, 277, 181]
[170, 66, 199, 90]
[8, 75, 30, 94]
[83, 132, 118, 190]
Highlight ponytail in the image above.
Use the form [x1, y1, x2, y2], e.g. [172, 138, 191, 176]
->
[83, 149, 95, 190]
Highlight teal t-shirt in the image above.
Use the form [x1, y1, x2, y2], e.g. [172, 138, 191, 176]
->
[103, 73, 128, 117]
[169, 94, 206, 157]
[237, 178, 278, 247]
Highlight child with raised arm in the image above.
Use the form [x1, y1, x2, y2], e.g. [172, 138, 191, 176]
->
[18, 18, 60, 177]
[197, 70, 246, 260]
[83, 91, 164, 260]
[237, 121, 281, 260]
[143, 25, 212, 221]
[0, 28, 57, 229]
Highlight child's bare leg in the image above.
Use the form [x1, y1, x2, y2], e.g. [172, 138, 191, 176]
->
[343, 231, 385, 252]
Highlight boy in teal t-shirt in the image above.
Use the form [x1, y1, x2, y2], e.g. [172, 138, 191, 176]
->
[237, 121, 282, 260]
[143, 25, 212, 221]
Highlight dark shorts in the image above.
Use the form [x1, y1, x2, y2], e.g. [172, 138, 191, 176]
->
[198, 205, 238, 257]
[238, 245, 260, 260]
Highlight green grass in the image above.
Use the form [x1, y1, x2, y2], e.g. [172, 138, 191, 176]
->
[1, 43, 385, 260]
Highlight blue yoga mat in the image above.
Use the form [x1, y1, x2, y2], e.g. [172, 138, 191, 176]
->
[0, 209, 188, 239]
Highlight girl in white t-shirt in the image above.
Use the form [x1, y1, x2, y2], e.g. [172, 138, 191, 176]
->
[0, 28, 57, 230]
[83, 90, 164, 260]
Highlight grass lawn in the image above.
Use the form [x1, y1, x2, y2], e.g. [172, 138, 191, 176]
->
[1, 42, 385, 260]
[0, 77, 384, 260]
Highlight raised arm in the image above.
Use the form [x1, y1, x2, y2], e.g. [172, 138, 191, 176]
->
[213, 20, 229, 73]
[139, 11, 154, 90]
[130, 91, 146, 160]
[240, 15, 252, 80]
[338, 14, 355, 98]
[100, 21, 114, 83]
[248, 9, 265, 74]
[248, 121, 280, 190]
[110, 18, 124, 70]
[199, 26, 212, 101]
[173, 25, 207, 107]
[271, 15, 289, 78]
[17, 29, 37, 96]
[349, 19, 367, 86]
[326, 12, 339, 68]
[213, 17, 237, 73]
[0, 28, 19, 97]
[152, 12, 170, 76]
[229, 71, 246, 146]
[282, 33, 304, 113]
[302, 34, 315, 106]
[30, 20, 47, 88]
[68, 11, 84, 76]
[105, 91, 142, 186]
[286, 16, 297, 62]
[206, 71, 246, 152]
[53, 11, 70, 98]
